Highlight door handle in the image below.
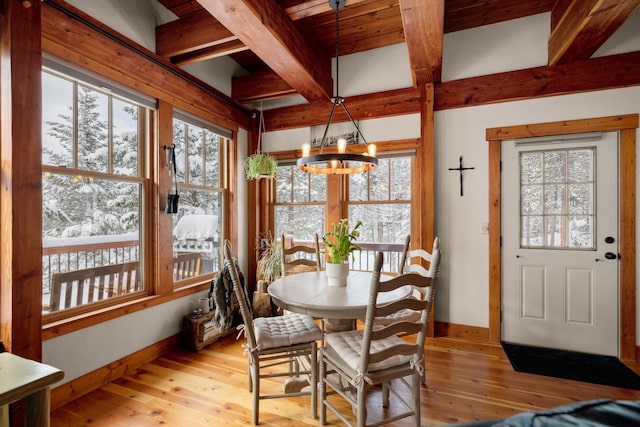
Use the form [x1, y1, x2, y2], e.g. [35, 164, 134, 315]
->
[596, 252, 619, 262]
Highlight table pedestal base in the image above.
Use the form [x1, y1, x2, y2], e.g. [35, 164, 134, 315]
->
[324, 318, 356, 333]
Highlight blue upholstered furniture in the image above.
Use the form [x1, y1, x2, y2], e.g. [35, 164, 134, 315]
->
[437, 399, 640, 427]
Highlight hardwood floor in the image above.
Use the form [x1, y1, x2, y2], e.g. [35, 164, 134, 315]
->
[51, 335, 640, 426]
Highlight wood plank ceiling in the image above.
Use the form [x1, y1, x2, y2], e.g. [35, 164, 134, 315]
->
[155, 0, 640, 105]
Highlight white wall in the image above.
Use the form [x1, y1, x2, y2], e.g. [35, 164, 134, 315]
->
[43, 294, 200, 385]
[434, 87, 640, 329]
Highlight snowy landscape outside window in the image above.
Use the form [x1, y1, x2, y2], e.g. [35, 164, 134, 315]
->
[520, 148, 595, 249]
[348, 156, 412, 272]
[171, 115, 226, 282]
[273, 164, 326, 246]
[42, 68, 147, 314]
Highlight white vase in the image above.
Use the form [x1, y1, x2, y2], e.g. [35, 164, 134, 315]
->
[326, 262, 349, 287]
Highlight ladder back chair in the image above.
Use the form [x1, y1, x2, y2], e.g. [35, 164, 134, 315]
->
[280, 234, 321, 276]
[378, 235, 441, 384]
[223, 240, 323, 425]
[319, 251, 433, 427]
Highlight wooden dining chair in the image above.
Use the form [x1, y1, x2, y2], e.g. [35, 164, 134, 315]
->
[223, 240, 324, 425]
[280, 234, 321, 276]
[377, 235, 441, 385]
[319, 251, 433, 427]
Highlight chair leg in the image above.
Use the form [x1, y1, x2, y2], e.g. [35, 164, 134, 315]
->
[413, 372, 421, 427]
[252, 361, 260, 425]
[319, 349, 327, 425]
[356, 383, 366, 427]
[310, 342, 318, 419]
[382, 381, 390, 407]
[247, 358, 253, 392]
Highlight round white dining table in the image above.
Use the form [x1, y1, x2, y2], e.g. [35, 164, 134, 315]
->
[267, 270, 409, 332]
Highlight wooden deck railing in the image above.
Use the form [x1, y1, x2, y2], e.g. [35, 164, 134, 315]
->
[288, 239, 405, 273]
[43, 239, 140, 294]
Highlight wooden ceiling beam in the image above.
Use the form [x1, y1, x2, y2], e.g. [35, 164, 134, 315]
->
[232, 70, 296, 103]
[263, 51, 640, 131]
[444, 0, 554, 33]
[156, 10, 238, 58]
[196, 0, 332, 102]
[157, 0, 371, 67]
[399, 0, 444, 85]
[172, 40, 248, 66]
[548, 0, 640, 65]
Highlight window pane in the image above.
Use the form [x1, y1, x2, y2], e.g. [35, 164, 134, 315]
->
[275, 205, 325, 240]
[520, 152, 543, 184]
[568, 149, 593, 182]
[188, 126, 204, 185]
[348, 204, 410, 244]
[569, 216, 593, 248]
[521, 215, 543, 247]
[349, 173, 368, 201]
[172, 188, 222, 275]
[77, 86, 109, 173]
[544, 151, 567, 183]
[276, 166, 294, 203]
[205, 132, 220, 187]
[309, 172, 327, 202]
[521, 184, 543, 215]
[390, 157, 411, 200]
[42, 72, 74, 168]
[568, 184, 593, 214]
[544, 184, 566, 215]
[42, 173, 142, 311]
[173, 121, 186, 184]
[112, 99, 139, 176]
[293, 168, 310, 203]
[369, 159, 390, 201]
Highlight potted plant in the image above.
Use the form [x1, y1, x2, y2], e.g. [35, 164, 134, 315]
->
[256, 233, 282, 284]
[245, 152, 277, 180]
[253, 233, 282, 317]
[322, 219, 363, 286]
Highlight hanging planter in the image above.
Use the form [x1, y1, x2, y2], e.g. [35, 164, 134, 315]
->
[245, 152, 277, 180]
[245, 106, 277, 180]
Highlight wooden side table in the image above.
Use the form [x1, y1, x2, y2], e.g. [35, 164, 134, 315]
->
[0, 353, 64, 427]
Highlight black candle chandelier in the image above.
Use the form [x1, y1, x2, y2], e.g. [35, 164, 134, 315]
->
[296, 0, 378, 175]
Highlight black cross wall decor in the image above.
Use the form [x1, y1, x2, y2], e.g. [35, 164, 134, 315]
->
[448, 156, 475, 196]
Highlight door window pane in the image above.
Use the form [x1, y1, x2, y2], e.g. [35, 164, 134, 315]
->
[520, 148, 595, 249]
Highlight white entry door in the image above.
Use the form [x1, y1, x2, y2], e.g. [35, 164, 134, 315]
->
[502, 131, 619, 356]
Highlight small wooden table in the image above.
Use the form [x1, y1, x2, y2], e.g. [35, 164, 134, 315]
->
[268, 270, 408, 332]
[0, 352, 64, 427]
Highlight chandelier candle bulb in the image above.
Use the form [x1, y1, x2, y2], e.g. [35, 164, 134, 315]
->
[302, 143, 311, 157]
[337, 138, 347, 153]
[368, 144, 377, 157]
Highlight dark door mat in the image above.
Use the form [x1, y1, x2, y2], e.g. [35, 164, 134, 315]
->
[502, 342, 640, 390]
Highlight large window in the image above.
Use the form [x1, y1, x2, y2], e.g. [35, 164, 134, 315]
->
[42, 67, 149, 315]
[171, 114, 227, 282]
[272, 155, 413, 272]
